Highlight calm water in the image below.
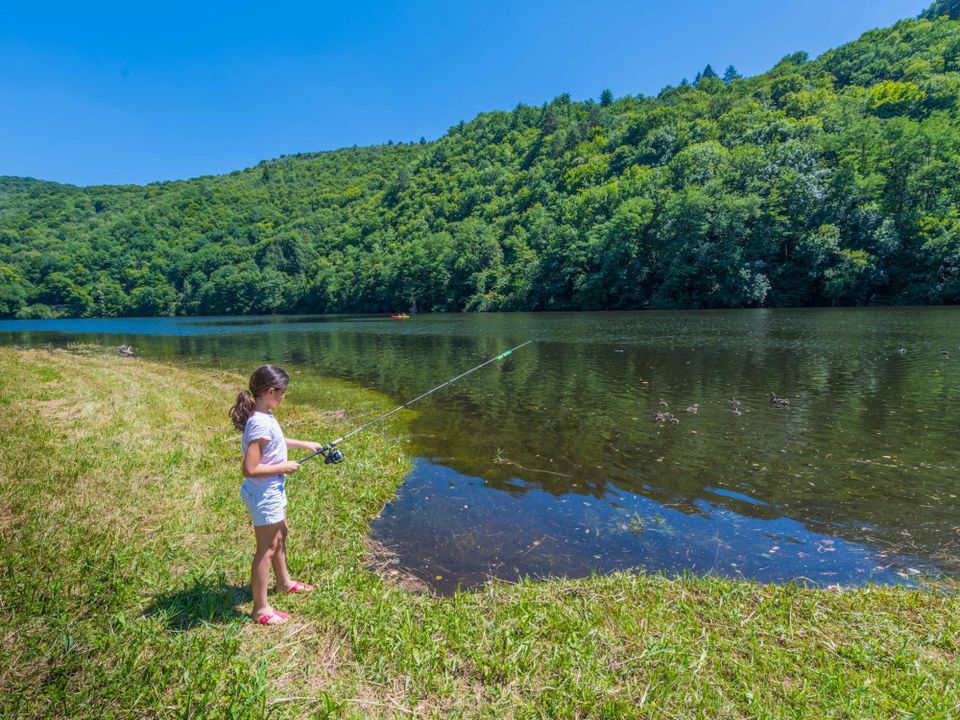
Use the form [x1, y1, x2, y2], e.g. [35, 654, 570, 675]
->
[3, 308, 958, 592]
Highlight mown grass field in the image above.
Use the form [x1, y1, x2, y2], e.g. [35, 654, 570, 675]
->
[0, 346, 958, 719]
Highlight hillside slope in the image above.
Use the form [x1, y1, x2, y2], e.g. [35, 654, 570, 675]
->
[3, 8, 960, 317]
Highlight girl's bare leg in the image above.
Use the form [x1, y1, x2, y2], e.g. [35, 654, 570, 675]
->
[271, 516, 294, 592]
[252, 521, 286, 621]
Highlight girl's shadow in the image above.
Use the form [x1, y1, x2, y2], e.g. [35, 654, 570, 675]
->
[142, 574, 250, 631]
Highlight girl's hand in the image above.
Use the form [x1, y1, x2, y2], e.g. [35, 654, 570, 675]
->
[302, 442, 323, 453]
[278, 461, 300, 474]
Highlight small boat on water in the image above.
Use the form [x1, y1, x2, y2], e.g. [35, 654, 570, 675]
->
[391, 313, 410, 319]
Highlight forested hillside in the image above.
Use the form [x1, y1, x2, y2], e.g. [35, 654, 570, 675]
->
[3, 5, 960, 317]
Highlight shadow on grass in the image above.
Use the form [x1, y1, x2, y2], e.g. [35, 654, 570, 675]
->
[142, 573, 250, 631]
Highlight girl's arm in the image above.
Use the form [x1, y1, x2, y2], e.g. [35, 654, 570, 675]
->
[243, 438, 299, 477]
[285, 438, 322, 452]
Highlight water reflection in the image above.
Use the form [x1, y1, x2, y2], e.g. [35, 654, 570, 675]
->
[2, 308, 958, 590]
[371, 459, 929, 594]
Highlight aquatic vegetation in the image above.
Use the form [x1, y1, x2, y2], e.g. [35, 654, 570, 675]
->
[650, 513, 678, 536]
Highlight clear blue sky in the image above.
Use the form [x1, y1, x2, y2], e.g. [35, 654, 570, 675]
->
[0, 0, 930, 186]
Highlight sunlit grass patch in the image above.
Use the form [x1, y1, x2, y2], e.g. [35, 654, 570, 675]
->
[0, 346, 957, 719]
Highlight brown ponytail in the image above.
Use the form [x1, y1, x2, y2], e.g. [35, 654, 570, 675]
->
[229, 364, 290, 431]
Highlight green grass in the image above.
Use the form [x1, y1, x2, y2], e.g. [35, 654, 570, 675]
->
[0, 346, 958, 719]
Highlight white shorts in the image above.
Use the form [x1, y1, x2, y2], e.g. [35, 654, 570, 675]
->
[240, 479, 287, 526]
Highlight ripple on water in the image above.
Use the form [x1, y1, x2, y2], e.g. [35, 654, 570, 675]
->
[2, 307, 958, 590]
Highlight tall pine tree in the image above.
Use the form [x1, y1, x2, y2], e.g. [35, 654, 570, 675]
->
[723, 65, 742, 83]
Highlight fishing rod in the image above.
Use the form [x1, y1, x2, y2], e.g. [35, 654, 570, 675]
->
[299, 339, 533, 467]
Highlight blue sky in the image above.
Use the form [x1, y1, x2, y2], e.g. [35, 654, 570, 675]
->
[0, 0, 930, 186]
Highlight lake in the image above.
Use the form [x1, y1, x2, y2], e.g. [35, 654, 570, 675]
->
[2, 308, 958, 592]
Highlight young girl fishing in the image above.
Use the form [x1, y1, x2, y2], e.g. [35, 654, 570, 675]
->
[229, 364, 322, 625]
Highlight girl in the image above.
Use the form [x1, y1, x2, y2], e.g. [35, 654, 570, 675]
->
[230, 364, 321, 625]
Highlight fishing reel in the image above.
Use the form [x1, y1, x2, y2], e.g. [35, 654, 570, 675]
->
[322, 447, 344, 465]
[300, 442, 344, 467]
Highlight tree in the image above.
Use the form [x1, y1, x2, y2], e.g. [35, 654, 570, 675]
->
[770, 73, 807, 104]
[868, 80, 927, 117]
[90, 275, 127, 317]
[921, 0, 960, 20]
[723, 65, 742, 83]
[693, 65, 717, 85]
[15, 303, 58, 319]
[128, 277, 175, 316]
[599, 89, 614, 107]
[0, 263, 27, 317]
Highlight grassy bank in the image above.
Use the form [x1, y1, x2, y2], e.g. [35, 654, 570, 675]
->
[0, 346, 957, 719]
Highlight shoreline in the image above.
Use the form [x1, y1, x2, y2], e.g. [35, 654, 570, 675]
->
[1, 345, 957, 718]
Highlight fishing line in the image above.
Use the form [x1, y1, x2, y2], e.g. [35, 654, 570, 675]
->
[299, 339, 533, 466]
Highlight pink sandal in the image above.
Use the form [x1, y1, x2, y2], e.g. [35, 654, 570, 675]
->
[255, 609, 290, 625]
[284, 581, 313, 594]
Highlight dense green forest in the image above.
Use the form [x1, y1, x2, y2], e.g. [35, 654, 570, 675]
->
[3, 4, 960, 318]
